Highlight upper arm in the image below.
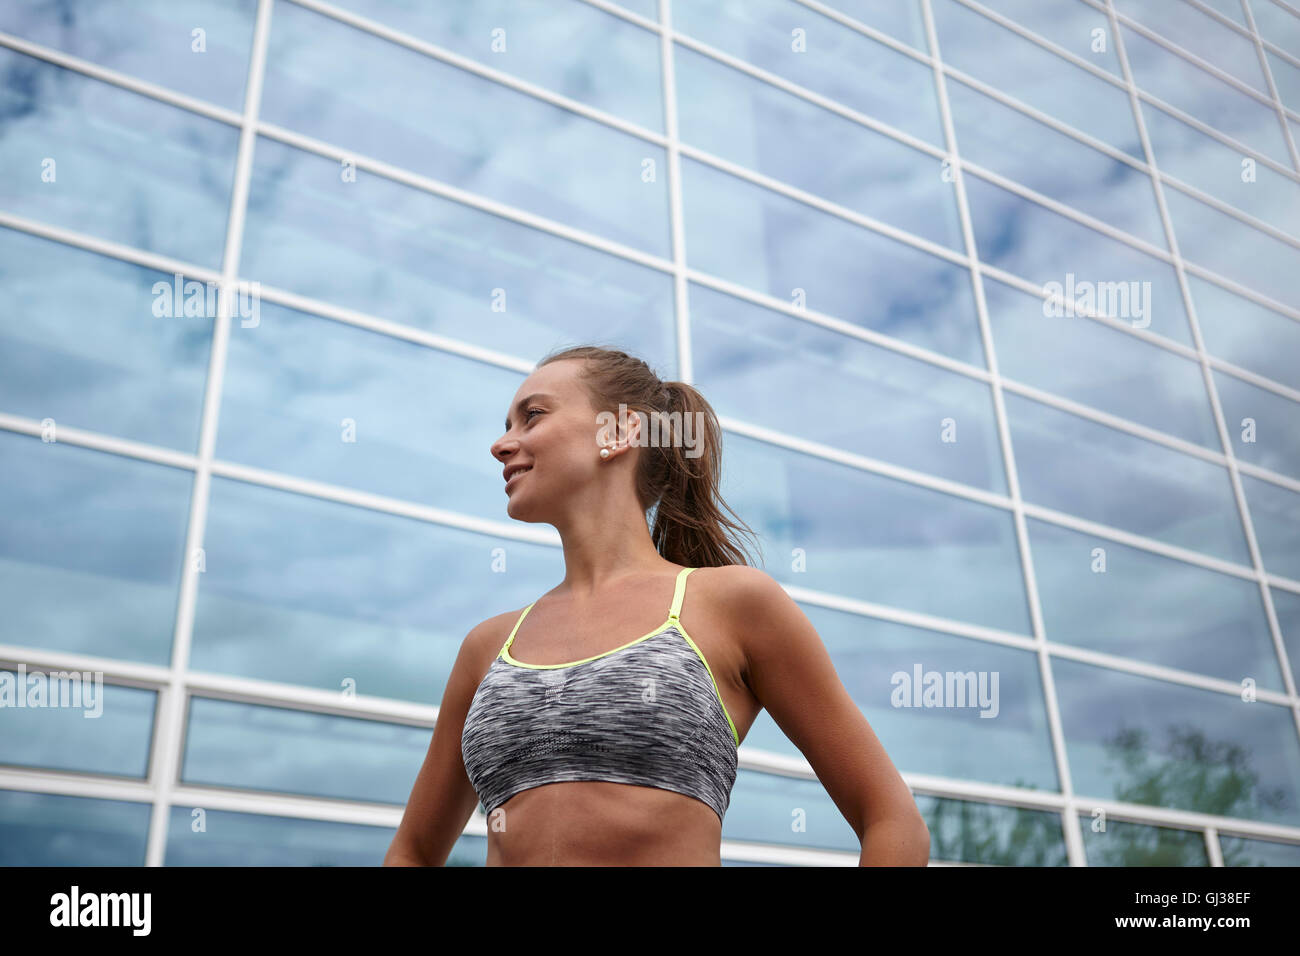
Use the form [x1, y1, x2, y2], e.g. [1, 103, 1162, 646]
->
[730, 568, 926, 840]
[384, 615, 504, 865]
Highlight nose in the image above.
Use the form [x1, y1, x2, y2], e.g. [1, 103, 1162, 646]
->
[491, 432, 515, 462]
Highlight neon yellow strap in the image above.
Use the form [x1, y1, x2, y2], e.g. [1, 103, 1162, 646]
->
[500, 568, 738, 746]
[503, 602, 534, 652]
[667, 566, 695, 620]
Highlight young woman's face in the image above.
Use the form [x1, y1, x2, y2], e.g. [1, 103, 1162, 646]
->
[491, 360, 607, 522]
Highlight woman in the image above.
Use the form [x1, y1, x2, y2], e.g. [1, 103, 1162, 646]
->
[384, 346, 929, 866]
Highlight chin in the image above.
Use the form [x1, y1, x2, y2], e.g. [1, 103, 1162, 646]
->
[506, 494, 535, 522]
[507, 493, 555, 524]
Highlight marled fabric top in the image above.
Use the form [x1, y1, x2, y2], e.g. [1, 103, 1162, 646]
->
[460, 568, 739, 824]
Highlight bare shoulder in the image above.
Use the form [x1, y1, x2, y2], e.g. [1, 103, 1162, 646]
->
[693, 564, 788, 611]
[458, 607, 525, 679]
[694, 565, 820, 662]
[690, 565, 794, 664]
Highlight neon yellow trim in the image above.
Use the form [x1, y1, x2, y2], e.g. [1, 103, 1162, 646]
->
[508, 603, 534, 640]
[498, 602, 535, 655]
[675, 622, 741, 748]
[501, 617, 679, 669]
[500, 567, 695, 669]
[499, 568, 739, 748]
[667, 566, 693, 621]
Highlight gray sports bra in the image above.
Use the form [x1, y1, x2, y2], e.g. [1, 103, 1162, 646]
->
[460, 567, 740, 823]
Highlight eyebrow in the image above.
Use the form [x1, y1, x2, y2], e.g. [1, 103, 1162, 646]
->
[505, 393, 555, 431]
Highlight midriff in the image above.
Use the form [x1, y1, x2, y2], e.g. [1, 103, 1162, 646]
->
[482, 780, 723, 866]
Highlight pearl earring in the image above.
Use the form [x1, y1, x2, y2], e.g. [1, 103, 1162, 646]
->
[600, 447, 610, 459]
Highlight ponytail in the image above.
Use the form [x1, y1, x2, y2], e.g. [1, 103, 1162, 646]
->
[535, 346, 762, 568]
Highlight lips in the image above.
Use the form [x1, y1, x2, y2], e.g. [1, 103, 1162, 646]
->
[505, 465, 532, 489]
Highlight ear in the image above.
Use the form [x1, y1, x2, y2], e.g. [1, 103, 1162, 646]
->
[608, 406, 645, 451]
[622, 408, 646, 447]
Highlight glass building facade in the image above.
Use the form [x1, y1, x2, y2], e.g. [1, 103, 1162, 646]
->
[2, 0, 1300, 867]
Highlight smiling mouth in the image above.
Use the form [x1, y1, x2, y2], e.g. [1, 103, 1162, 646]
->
[506, 467, 532, 489]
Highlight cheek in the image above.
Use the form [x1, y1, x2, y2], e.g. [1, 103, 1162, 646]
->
[552, 426, 597, 462]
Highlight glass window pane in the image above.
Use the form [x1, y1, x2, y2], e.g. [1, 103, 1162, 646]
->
[681, 157, 984, 364]
[737, 708, 786, 755]
[964, 173, 1192, 347]
[1142, 99, 1300, 241]
[738, 605, 1057, 787]
[1116, 0, 1270, 92]
[0, 673, 155, 777]
[829, 607, 1058, 788]
[1251, 0, 1300, 59]
[0, 47, 239, 269]
[260, 1, 670, 257]
[1121, 26, 1291, 164]
[326, 0, 664, 132]
[181, 696, 430, 804]
[1005, 392, 1251, 565]
[1216, 370, 1300, 480]
[674, 43, 962, 250]
[1265, 48, 1300, 112]
[947, 77, 1165, 248]
[1054, 659, 1300, 827]
[932, 0, 1142, 157]
[0, 0, 256, 111]
[969, 0, 1123, 76]
[1079, 815, 1209, 865]
[240, 137, 675, 364]
[1165, 185, 1300, 312]
[192, 476, 564, 704]
[0, 790, 151, 866]
[689, 283, 1007, 492]
[1189, 273, 1300, 393]
[0, 432, 191, 665]
[1028, 517, 1282, 688]
[444, 834, 488, 866]
[671, 0, 945, 146]
[719, 432, 1032, 633]
[1201, 0, 1246, 26]
[164, 807, 396, 865]
[722, 858, 790, 868]
[810, 0, 928, 51]
[916, 795, 1068, 865]
[0, 228, 212, 453]
[216, 300, 584, 519]
[1272, 586, 1300, 692]
[722, 768, 859, 851]
[611, 0, 656, 19]
[1220, 832, 1300, 865]
[984, 277, 1219, 450]
[1241, 473, 1300, 580]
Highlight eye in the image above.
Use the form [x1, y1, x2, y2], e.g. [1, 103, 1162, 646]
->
[526, 407, 543, 422]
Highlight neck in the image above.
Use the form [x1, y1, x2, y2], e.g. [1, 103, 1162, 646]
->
[552, 513, 676, 598]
